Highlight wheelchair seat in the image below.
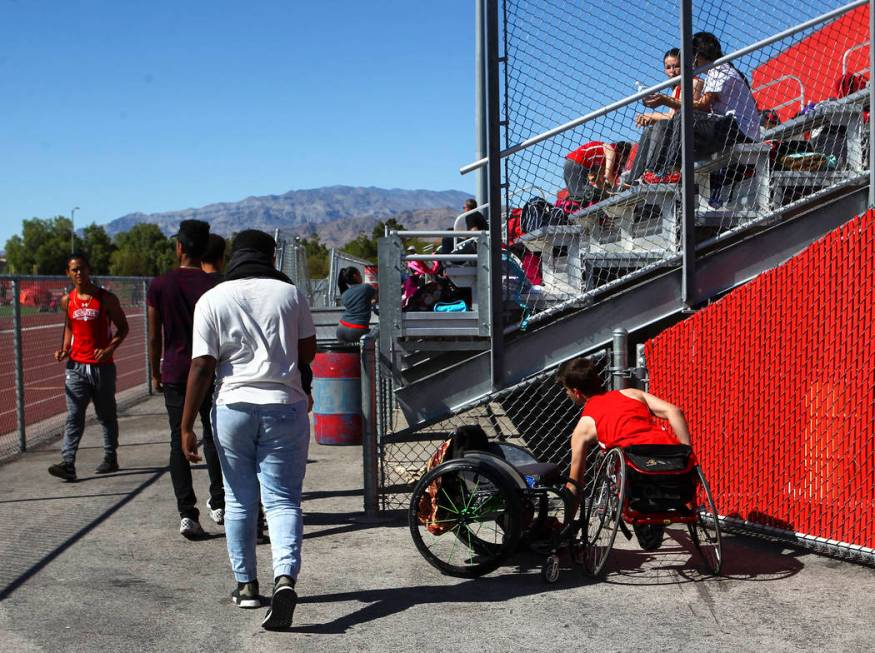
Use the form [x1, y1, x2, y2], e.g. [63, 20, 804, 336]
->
[622, 444, 696, 514]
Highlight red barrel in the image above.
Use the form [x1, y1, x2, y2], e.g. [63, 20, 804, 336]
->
[311, 343, 362, 445]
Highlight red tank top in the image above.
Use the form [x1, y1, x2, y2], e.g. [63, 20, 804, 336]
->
[582, 390, 679, 449]
[67, 289, 112, 364]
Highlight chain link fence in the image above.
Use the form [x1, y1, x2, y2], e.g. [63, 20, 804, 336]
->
[0, 275, 151, 462]
[376, 348, 611, 510]
[500, 0, 870, 327]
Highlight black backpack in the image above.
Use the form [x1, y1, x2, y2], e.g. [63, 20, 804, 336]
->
[520, 196, 566, 233]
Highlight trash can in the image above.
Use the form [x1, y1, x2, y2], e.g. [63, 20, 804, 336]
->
[311, 342, 362, 445]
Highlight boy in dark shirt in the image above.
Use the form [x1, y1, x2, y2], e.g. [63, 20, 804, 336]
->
[147, 220, 225, 539]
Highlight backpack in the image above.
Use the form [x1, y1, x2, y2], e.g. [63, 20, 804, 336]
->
[520, 196, 566, 234]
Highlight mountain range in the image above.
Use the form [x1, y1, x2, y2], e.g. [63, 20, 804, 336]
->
[103, 186, 471, 248]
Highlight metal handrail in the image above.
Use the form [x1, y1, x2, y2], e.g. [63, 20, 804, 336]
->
[390, 229, 486, 238]
[842, 39, 871, 76]
[752, 74, 806, 113]
[459, 0, 866, 175]
[404, 254, 478, 262]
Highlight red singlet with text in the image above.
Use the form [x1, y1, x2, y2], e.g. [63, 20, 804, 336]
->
[68, 289, 112, 364]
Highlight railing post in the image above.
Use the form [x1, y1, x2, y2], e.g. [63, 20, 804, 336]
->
[12, 278, 26, 452]
[143, 278, 152, 395]
[869, 0, 874, 206]
[486, 0, 505, 391]
[611, 328, 629, 390]
[360, 332, 379, 516]
[680, 0, 697, 306]
[475, 0, 488, 206]
[635, 343, 649, 392]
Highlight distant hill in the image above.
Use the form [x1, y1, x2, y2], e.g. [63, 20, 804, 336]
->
[104, 186, 471, 247]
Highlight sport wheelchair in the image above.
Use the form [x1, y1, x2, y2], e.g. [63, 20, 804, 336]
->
[408, 429, 722, 582]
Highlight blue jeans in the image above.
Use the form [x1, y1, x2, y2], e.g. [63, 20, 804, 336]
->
[212, 400, 310, 583]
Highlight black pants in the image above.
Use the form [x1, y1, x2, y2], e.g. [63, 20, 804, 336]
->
[632, 111, 751, 178]
[164, 382, 224, 520]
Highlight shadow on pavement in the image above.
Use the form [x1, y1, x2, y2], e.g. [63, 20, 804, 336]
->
[303, 510, 405, 541]
[0, 468, 167, 602]
[290, 572, 576, 634]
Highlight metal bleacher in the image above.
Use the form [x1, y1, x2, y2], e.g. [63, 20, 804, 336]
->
[376, 1, 873, 430]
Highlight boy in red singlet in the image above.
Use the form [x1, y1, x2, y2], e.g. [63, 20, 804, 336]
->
[556, 356, 691, 498]
[48, 253, 129, 482]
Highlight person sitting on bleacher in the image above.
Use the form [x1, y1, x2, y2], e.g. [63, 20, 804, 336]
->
[563, 141, 633, 199]
[556, 356, 691, 506]
[635, 48, 704, 127]
[633, 32, 760, 184]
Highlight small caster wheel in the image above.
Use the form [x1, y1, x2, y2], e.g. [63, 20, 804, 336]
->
[542, 555, 560, 583]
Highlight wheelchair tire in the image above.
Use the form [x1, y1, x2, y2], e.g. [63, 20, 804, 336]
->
[687, 466, 723, 575]
[633, 523, 665, 551]
[582, 448, 626, 577]
[408, 458, 522, 578]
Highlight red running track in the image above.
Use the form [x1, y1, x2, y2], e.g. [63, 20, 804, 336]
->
[0, 308, 148, 438]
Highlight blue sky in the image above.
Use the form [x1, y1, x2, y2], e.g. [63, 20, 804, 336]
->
[0, 0, 849, 246]
[0, 0, 478, 245]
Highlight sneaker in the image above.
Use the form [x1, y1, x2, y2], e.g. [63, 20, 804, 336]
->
[261, 576, 297, 630]
[640, 170, 681, 185]
[48, 461, 77, 482]
[231, 580, 261, 609]
[207, 498, 225, 525]
[179, 517, 205, 539]
[95, 455, 119, 474]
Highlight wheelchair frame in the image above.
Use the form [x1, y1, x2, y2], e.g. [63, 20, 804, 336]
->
[408, 440, 723, 582]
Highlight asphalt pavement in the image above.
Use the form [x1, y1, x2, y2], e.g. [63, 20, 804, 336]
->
[1, 395, 874, 652]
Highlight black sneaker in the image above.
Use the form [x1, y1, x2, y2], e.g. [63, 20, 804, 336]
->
[95, 455, 119, 474]
[261, 576, 296, 630]
[231, 580, 261, 609]
[48, 461, 77, 482]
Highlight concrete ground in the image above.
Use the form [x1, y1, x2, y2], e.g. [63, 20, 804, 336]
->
[1, 395, 874, 652]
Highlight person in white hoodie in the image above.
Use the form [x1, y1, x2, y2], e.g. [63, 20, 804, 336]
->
[180, 229, 316, 630]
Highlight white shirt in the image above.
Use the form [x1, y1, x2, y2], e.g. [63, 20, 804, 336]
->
[192, 278, 316, 405]
[703, 63, 760, 141]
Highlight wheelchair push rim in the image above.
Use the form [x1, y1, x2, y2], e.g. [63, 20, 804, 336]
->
[687, 466, 723, 575]
[408, 459, 522, 578]
[583, 447, 627, 577]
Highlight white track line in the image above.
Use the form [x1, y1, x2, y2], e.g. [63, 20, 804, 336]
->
[0, 312, 144, 335]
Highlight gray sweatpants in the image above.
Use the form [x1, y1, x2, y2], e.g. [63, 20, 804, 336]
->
[61, 361, 119, 465]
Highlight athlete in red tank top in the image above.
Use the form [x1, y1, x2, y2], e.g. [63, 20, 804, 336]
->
[47, 254, 130, 482]
[556, 356, 692, 511]
[67, 288, 113, 364]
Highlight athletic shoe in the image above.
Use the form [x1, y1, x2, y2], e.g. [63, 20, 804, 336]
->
[640, 170, 681, 185]
[261, 576, 297, 630]
[48, 461, 77, 482]
[207, 498, 225, 525]
[179, 517, 205, 539]
[95, 455, 119, 474]
[231, 581, 261, 609]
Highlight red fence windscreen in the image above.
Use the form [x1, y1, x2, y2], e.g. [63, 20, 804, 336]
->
[646, 210, 875, 549]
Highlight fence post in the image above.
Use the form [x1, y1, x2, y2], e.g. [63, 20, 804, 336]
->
[360, 332, 379, 516]
[679, 0, 697, 306]
[635, 343, 648, 392]
[12, 278, 26, 452]
[143, 279, 152, 395]
[869, 0, 874, 206]
[486, 0, 505, 391]
[611, 327, 629, 390]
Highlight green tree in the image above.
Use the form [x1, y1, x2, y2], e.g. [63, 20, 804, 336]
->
[341, 218, 407, 263]
[110, 223, 176, 276]
[81, 223, 116, 275]
[299, 235, 329, 278]
[4, 216, 80, 274]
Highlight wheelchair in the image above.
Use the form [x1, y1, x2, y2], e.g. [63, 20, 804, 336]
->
[408, 431, 722, 582]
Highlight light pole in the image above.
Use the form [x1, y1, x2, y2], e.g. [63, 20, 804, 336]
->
[70, 206, 80, 253]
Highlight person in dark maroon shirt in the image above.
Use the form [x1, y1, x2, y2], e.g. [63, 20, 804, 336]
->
[147, 220, 225, 539]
